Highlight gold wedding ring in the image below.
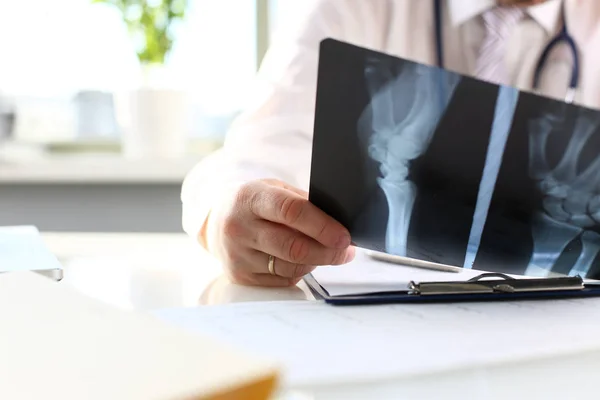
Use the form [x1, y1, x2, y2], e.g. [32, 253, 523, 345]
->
[268, 254, 276, 275]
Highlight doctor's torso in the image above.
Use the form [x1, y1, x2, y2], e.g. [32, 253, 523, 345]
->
[331, 0, 600, 109]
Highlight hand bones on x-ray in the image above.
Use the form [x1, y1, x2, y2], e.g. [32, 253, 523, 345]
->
[526, 107, 600, 277]
[529, 109, 600, 226]
[357, 58, 460, 256]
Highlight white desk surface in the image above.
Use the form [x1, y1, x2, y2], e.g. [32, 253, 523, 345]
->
[40, 232, 600, 400]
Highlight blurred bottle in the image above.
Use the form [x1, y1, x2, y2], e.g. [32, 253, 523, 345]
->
[73, 90, 119, 139]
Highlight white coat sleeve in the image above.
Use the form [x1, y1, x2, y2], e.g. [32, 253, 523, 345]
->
[181, 0, 390, 241]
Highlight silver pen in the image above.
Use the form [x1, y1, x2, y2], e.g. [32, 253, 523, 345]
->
[366, 250, 462, 273]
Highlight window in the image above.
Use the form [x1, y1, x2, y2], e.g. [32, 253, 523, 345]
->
[168, 0, 258, 138]
[0, 0, 260, 143]
[0, 1, 138, 97]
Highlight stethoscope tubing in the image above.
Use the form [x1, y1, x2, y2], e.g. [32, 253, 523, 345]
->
[433, 0, 579, 103]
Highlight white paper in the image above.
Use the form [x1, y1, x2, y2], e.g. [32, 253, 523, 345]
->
[154, 297, 600, 388]
[311, 248, 493, 296]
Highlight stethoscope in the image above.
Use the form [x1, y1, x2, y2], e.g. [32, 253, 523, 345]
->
[433, 0, 580, 103]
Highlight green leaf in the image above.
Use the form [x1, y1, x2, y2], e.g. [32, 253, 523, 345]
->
[89, 0, 188, 65]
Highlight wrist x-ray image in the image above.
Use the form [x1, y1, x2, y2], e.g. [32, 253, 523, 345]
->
[309, 39, 600, 280]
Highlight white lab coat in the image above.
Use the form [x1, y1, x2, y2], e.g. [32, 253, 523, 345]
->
[181, 0, 600, 241]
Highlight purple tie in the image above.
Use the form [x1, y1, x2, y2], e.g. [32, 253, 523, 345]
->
[475, 6, 526, 85]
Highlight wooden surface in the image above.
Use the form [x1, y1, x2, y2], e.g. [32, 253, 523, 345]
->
[0, 271, 279, 400]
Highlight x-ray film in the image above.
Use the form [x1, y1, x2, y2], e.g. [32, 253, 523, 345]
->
[309, 39, 600, 280]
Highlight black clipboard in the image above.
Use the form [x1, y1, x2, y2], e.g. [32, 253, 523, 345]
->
[303, 272, 600, 306]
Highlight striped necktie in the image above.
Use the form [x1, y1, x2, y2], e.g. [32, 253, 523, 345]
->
[475, 6, 526, 86]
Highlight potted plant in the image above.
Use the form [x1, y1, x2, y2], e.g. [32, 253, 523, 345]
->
[92, 0, 190, 158]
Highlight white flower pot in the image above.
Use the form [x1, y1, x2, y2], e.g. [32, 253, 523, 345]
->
[117, 65, 190, 159]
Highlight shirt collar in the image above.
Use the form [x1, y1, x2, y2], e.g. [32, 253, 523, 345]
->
[447, 0, 563, 35]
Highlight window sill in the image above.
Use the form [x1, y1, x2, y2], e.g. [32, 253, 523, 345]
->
[0, 138, 222, 184]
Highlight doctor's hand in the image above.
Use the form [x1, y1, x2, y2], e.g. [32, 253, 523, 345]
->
[203, 179, 355, 287]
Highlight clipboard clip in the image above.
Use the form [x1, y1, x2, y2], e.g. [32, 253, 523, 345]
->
[408, 272, 584, 296]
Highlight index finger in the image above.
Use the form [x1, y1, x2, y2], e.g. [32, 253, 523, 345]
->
[250, 186, 351, 249]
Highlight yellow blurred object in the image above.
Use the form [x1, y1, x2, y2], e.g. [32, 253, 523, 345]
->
[0, 272, 279, 400]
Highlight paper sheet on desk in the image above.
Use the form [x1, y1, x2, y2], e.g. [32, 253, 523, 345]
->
[154, 297, 600, 388]
[311, 248, 493, 297]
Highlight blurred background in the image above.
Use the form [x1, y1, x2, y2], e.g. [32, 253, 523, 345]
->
[0, 0, 314, 233]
